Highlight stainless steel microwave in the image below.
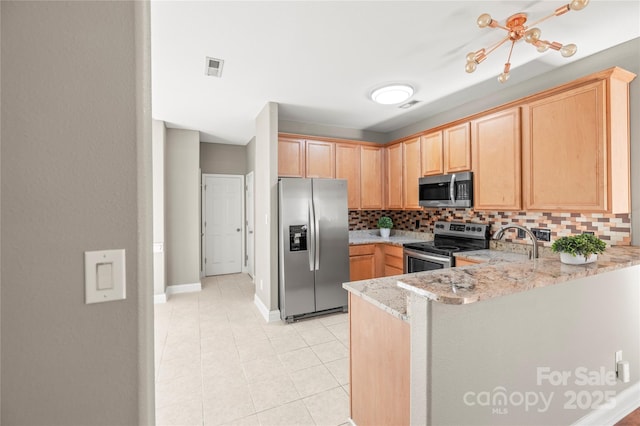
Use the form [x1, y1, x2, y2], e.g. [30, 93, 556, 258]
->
[419, 172, 473, 208]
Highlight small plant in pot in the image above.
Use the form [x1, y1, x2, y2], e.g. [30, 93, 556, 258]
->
[551, 233, 606, 265]
[377, 216, 393, 239]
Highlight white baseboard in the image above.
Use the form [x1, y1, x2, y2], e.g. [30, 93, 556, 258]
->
[572, 381, 640, 425]
[166, 282, 202, 298]
[153, 293, 167, 304]
[254, 294, 281, 323]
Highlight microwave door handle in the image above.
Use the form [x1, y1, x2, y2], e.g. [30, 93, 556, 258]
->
[449, 174, 456, 203]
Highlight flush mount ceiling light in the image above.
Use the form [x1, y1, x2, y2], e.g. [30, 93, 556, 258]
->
[370, 84, 414, 105]
[465, 0, 589, 83]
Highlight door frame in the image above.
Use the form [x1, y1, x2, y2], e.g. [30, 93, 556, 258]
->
[245, 171, 255, 278]
[201, 173, 246, 277]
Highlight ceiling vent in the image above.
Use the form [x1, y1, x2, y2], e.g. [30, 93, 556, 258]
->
[205, 57, 224, 78]
[399, 100, 420, 109]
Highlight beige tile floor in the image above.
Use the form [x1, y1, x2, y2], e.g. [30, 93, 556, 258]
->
[154, 273, 351, 426]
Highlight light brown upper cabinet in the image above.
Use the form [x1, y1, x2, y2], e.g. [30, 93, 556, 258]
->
[421, 131, 444, 176]
[402, 137, 422, 209]
[385, 143, 403, 209]
[444, 122, 471, 173]
[360, 146, 384, 209]
[522, 68, 634, 213]
[336, 143, 361, 210]
[471, 108, 522, 211]
[305, 140, 335, 178]
[278, 137, 305, 177]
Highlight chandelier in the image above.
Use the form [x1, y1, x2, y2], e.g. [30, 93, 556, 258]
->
[465, 0, 590, 83]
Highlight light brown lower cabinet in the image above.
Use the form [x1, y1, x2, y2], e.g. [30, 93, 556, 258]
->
[349, 244, 405, 281]
[349, 245, 376, 281]
[455, 256, 481, 267]
[383, 244, 404, 276]
[349, 293, 410, 426]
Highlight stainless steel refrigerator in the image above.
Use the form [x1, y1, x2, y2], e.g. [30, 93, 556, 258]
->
[278, 178, 349, 323]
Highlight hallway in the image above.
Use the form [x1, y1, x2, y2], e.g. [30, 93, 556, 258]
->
[154, 274, 350, 425]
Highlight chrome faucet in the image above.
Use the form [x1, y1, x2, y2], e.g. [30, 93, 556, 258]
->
[493, 224, 539, 259]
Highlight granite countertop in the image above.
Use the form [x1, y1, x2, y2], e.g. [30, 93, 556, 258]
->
[343, 275, 414, 322]
[399, 246, 640, 305]
[454, 249, 529, 264]
[344, 246, 640, 320]
[349, 229, 431, 247]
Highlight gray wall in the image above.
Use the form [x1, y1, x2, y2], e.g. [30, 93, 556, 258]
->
[279, 119, 387, 144]
[200, 142, 248, 175]
[1, 1, 147, 424]
[152, 120, 166, 296]
[165, 129, 201, 287]
[254, 103, 279, 316]
[246, 137, 256, 173]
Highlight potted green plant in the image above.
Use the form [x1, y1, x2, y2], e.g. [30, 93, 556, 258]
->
[551, 233, 606, 265]
[377, 216, 393, 239]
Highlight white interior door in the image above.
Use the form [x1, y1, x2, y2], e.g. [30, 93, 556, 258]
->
[203, 174, 244, 276]
[245, 171, 255, 278]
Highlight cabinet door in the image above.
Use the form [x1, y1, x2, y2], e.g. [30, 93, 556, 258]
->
[402, 138, 421, 209]
[472, 108, 522, 210]
[385, 144, 403, 209]
[522, 81, 606, 211]
[349, 245, 375, 281]
[444, 122, 471, 173]
[306, 140, 335, 178]
[336, 143, 361, 210]
[360, 146, 384, 209]
[278, 138, 305, 177]
[421, 131, 443, 176]
[349, 294, 410, 426]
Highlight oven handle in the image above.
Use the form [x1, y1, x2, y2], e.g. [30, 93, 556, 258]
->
[403, 248, 452, 265]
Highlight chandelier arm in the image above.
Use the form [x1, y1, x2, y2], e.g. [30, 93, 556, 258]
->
[484, 35, 511, 58]
[504, 40, 517, 68]
[527, 5, 570, 28]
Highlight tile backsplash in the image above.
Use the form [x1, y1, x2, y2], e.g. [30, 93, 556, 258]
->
[349, 209, 632, 247]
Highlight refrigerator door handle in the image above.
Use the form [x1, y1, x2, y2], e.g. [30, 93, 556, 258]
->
[308, 200, 315, 271]
[314, 205, 320, 271]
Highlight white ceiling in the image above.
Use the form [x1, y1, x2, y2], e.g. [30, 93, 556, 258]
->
[150, 1, 640, 145]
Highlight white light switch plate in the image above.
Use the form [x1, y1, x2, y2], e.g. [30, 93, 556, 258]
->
[85, 249, 126, 304]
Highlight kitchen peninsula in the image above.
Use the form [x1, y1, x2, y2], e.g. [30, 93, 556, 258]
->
[344, 246, 640, 425]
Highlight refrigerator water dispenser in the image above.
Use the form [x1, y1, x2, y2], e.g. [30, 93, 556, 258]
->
[289, 225, 307, 251]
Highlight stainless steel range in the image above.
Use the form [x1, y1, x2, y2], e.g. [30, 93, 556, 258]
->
[403, 221, 490, 272]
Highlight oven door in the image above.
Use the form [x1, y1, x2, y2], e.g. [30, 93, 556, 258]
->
[403, 248, 452, 273]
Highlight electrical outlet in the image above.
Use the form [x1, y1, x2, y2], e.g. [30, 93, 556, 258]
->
[532, 228, 551, 242]
[516, 228, 551, 241]
[260, 279, 264, 291]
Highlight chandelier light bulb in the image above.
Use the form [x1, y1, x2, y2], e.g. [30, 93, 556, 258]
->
[524, 28, 542, 43]
[498, 72, 510, 83]
[560, 43, 577, 57]
[465, 61, 477, 73]
[536, 43, 550, 53]
[466, 51, 477, 62]
[477, 13, 493, 28]
[569, 0, 589, 11]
